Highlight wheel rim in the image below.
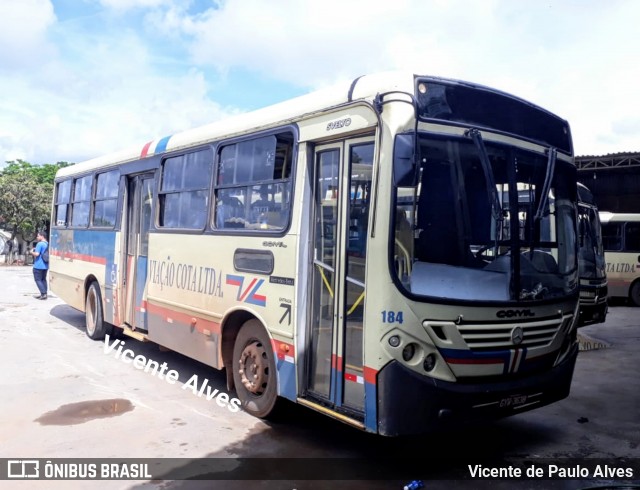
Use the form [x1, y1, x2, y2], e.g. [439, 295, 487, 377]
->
[86, 289, 96, 334]
[238, 340, 269, 395]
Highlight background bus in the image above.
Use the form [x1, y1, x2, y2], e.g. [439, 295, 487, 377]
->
[600, 212, 640, 306]
[576, 183, 608, 325]
[50, 72, 580, 436]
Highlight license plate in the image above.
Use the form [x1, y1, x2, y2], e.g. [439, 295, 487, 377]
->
[499, 394, 528, 408]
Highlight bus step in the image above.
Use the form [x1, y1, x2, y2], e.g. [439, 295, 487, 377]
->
[297, 398, 365, 430]
[120, 328, 149, 342]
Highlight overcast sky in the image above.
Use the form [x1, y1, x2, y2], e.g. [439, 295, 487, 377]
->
[1, 0, 639, 167]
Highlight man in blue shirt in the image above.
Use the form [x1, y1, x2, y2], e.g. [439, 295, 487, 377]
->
[31, 231, 49, 300]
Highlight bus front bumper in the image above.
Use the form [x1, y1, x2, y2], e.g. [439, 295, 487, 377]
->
[578, 300, 608, 326]
[376, 345, 578, 436]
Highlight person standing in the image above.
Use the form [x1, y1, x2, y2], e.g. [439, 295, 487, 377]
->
[31, 231, 49, 300]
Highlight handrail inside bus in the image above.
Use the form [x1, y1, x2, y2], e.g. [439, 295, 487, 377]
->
[315, 264, 365, 316]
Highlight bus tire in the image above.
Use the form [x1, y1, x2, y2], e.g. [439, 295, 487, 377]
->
[232, 319, 279, 419]
[85, 282, 109, 340]
[630, 281, 640, 307]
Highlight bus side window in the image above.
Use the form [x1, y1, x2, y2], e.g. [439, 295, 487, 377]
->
[602, 223, 622, 251]
[625, 222, 640, 251]
[55, 180, 72, 227]
[158, 149, 212, 230]
[216, 190, 246, 229]
[250, 186, 275, 222]
[214, 132, 293, 231]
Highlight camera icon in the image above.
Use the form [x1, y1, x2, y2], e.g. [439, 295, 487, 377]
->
[7, 460, 39, 478]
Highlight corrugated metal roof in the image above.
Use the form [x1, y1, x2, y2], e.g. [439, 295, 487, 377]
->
[576, 152, 640, 170]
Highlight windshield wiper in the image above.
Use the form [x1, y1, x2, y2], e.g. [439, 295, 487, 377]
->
[466, 128, 503, 223]
[534, 147, 557, 221]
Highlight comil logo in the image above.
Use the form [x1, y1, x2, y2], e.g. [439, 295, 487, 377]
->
[496, 309, 535, 319]
[8, 460, 39, 478]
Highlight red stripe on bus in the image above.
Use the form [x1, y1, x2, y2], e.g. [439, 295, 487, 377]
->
[510, 349, 521, 373]
[140, 141, 153, 158]
[78, 253, 108, 265]
[445, 357, 503, 365]
[238, 278, 257, 302]
[145, 302, 221, 335]
[271, 339, 295, 360]
[332, 354, 341, 371]
[50, 250, 107, 265]
[363, 366, 377, 385]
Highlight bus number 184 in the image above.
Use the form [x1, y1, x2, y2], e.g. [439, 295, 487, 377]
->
[381, 311, 404, 324]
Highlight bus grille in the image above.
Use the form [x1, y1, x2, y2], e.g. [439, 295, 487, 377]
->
[579, 284, 608, 304]
[457, 316, 570, 351]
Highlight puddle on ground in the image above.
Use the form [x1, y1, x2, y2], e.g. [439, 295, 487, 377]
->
[0, 303, 27, 309]
[35, 398, 134, 425]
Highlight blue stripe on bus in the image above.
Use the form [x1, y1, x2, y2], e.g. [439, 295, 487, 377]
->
[155, 135, 171, 154]
[331, 364, 342, 407]
[135, 256, 148, 329]
[364, 381, 377, 432]
[51, 229, 117, 263]
[51, 229, 118, 323]
[274, 357, 296, 401]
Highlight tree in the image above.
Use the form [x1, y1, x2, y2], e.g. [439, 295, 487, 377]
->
[1, 159, 72, 186]
[0, 160, 72, 263]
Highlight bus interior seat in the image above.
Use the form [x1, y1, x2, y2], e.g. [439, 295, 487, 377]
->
[523, 249, 559, 274]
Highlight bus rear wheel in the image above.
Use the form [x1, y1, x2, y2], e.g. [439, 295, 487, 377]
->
[85, 282, 109, 340]
[232, 319, 279, 418]
[630, 281, 640, 307]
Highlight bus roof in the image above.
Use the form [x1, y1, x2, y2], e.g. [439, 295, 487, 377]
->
[55, 71, 416, 180]
[599, 211, 640, 223]
[55, 71, 570, 180]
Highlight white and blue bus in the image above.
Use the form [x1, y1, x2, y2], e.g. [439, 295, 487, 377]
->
[50, 72, 580, 435]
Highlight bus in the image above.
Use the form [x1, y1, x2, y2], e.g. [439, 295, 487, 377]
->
[576, 183, 608, 325]
[49, 72, 580, 436]
[599, 212, 640, 306]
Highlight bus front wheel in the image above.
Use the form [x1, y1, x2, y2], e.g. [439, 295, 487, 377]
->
[630, 281, 640, 307]
[85, 282, 109, 340]
[232, 319, 279, 418]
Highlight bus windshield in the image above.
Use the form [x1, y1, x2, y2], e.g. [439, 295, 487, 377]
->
[578, 205, 606, 280]
[393, 133, 578, 303]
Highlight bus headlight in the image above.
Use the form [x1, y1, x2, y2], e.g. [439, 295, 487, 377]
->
[423, 353, 436, 372]
[388, 335, 401, 347]
[402, 343, 416, 362]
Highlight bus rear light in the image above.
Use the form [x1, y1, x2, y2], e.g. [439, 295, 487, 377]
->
[402, 343, 416, 362]
[388, 335, 401, 347]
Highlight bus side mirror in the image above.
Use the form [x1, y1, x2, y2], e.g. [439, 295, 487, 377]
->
[393, 134, 419, 187]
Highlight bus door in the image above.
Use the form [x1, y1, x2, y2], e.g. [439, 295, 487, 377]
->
[305, 137, 374, 416]
[124, 173, 154, 331]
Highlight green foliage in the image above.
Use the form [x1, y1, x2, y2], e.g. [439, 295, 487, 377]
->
[0, 160, 73, 242]
[1, 159, 72, 186]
